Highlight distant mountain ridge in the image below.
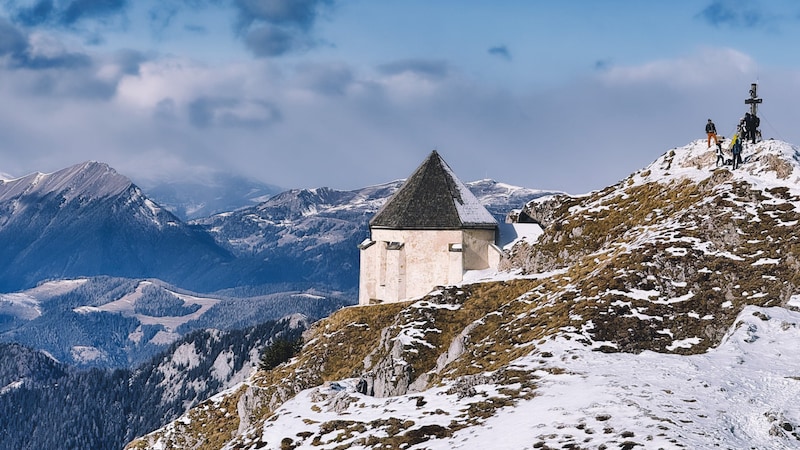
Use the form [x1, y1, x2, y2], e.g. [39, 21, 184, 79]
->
[194, 179, 554, 258]
[0, 161, 131, 202]
[0, 161, 551, 295]
[192, 179, 556, 290]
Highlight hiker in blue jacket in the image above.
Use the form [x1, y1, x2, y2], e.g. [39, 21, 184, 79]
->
[731, 132, 743, 170]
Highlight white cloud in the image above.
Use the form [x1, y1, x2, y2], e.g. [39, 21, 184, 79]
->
[2, 43, 800, 198]
[116, 57, 245, 110]
[600, 47, 757, 87]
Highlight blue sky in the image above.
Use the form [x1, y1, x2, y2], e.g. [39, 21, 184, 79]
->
[1, 0, 800, 194]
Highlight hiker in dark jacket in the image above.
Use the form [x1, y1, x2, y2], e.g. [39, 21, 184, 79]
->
[739, 116, 748, 144]
[705, 119, 719, 148]
[745, 113, 759, 144]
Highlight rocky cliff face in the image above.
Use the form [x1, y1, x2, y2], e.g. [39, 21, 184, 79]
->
[127, 139, 800, 450]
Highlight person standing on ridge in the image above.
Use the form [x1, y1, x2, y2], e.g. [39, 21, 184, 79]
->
[705, 119, 719, 148]
[745, 113, 759, 144]
[754, 114, 761, 142]
[742, 114, 752, 145]
[731, 132, 743, 170]
[715, 139, 726, 167]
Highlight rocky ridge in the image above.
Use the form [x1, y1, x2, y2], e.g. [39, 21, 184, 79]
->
[127, 139, 800, 449]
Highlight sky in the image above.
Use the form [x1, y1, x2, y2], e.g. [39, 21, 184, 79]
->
[1, 0, 800, 194]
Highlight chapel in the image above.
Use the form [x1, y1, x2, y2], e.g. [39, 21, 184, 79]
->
[358, 150, 502, 305]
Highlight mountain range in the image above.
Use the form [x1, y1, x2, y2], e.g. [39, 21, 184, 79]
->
[0, 161, 550, 295]
[193, 179, 547, 290]
[126, 138, 800, 449]
[137, 172, 282, 221]
[0, 161, 552, 370]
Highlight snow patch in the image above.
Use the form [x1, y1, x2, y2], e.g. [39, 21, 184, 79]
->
[497, 222, 544, 249]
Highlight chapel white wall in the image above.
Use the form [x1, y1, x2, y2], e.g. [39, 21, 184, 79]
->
[359, 228, 498, 305]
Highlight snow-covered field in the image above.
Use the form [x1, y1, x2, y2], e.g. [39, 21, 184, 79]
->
[73, 280, 219, 331]
[0, 279, 87, 320]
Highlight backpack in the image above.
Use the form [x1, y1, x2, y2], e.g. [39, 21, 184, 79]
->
[754, 116, 760, 127]
[729, 133, 739, 150]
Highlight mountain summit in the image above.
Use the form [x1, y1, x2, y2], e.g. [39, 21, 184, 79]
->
[128, 139, 800, 450]
[0, 161, 132, 203]
[639, 137, 798, 187]
[0, 162, 233, 292]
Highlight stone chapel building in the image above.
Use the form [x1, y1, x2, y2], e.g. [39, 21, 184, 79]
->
[358, 150, 502, 305]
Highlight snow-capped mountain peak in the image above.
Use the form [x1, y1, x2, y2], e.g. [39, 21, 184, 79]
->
[0, 161, 132, 203]
[0, 161, 235, 292]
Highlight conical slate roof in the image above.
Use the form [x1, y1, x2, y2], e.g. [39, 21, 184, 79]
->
[370, 151, 497, 230]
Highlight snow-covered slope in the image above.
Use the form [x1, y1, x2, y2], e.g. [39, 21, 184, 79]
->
[126, 139, 800, 450]
[0, 279, 87, 321]
[635, 137, 800, 190]
[178, 304, 800, 449]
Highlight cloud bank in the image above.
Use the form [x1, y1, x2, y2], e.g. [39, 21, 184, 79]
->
[2, 1, 800, 197]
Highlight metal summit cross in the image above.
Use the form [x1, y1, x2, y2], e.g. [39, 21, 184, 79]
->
[745, 82, 763, 116]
